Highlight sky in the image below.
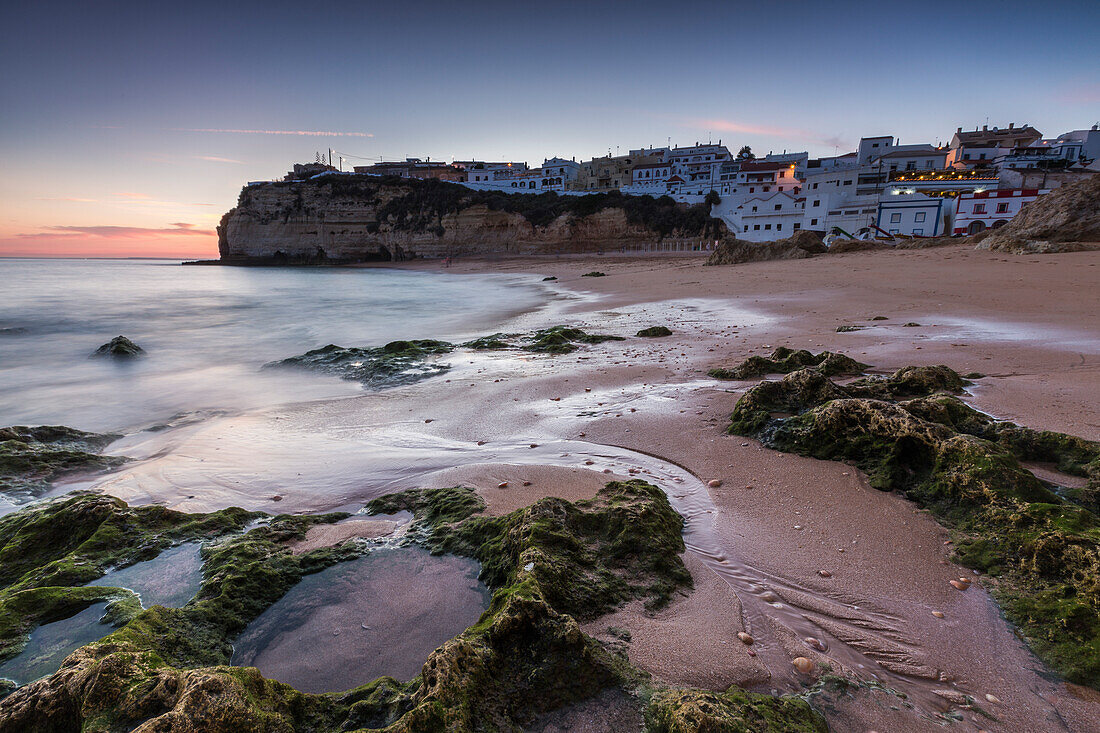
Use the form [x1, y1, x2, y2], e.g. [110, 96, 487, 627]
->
[1, 0, 1098, 258]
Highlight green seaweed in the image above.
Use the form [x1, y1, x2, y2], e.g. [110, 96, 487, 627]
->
[523, 325, 626, 355]
[581, 271, 607, 278]
[636, 326, 673, 338]
[647, 686, 827, 732]
[0, 426, 124, 502]
[726, 361, 1100, 688]
[709, 347, 866, 380]
[264, 339, 455, 388]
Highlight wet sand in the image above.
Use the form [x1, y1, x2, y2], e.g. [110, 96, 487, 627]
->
[91, 242, 1100, 731]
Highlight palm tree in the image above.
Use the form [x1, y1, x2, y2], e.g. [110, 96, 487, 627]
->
[736, 146, 755, 161]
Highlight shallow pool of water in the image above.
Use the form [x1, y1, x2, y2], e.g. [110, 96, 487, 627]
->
[86, 543, 204, 608]
[231, 546, 490, 693]
[0, 602, 111, 685]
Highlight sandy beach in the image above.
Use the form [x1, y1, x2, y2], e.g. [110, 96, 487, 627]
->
[88, 242, 1100, 731]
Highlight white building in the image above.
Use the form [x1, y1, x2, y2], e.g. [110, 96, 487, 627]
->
[735, 192, 805, 241]
[997, 126, 1100, 170]
[877, 195, 950, 237]
[948, 123, 1042, 169]
[626, 162, 674, 192]
[952, 188, 1048, 235]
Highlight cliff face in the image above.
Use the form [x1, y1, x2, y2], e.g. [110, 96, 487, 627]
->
[217, 175, 720, 263]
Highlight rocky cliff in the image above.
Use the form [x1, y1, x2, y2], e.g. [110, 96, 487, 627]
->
[217, 175, 722, 263]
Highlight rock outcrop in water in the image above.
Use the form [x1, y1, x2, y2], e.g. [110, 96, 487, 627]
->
[725, 360, 1100, 688]
[708, 346, 867, 380]
[0, 426, 124, 502]
[91, 336, 145, 358]
[217, 176, 722, 264]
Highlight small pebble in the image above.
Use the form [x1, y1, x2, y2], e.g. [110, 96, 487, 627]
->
[984, 694, 1000, 704]
[271, 495, 283, 502]
[792, 657, 815, 674]
[522, 481, 532, 486]
[818, 570, 832, 578]
[708, 479, 722, 488]
[932, 611, 945, 618]
[804, 637, 826, 651]
[424, 419, 433, 423]
[529, 443, 538, 448]
[736, 632, 754, 645]
[949, 580, 969, 590]
[497, 481, 508, 488]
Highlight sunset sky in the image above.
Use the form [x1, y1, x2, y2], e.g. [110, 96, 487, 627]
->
[2, 0, 1098, 258]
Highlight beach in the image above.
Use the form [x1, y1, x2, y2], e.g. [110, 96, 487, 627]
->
[4, 242, 1099, 731]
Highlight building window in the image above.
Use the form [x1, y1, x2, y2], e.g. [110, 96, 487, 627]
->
[774, 204, 782, 210]
[963, 153, 971, 160]
[754, 224, 761, 230]
[749, 187, 755, 193]
[763, 186, 770, 192]
[812, 200, 820, 207]
[777, 223, 783, 230]
[813, 183, 819, 189]
[744, 225, 749, 232]
[996, 202, 1009, 213]
[752, 206, 758, 212]
[889, 213, 901, 223]
[913, 228, 923, 235]
[973, 204, 986, 214]
[764, 224, 772, 230]
[779, 186, 784, 191]
[794, 223, 801, 230]
[914, 212, 926, 223]
[811, 218, 818, 226]
[843, 180, 852, 186]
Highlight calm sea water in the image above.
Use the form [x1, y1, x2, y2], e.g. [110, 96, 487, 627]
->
[0, 259, 548, 432]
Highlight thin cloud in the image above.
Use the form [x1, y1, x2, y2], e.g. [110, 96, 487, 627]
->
[194, 155, 245, 164]
[35, 197, 98, 203]
[17, 223, 216, 240]
[175, 128, 373, 138]
[686, 117, 852, 151]
[113, 191, 153, 199]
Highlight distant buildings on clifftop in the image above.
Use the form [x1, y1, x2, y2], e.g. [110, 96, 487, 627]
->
[273, 121, 1100, 242]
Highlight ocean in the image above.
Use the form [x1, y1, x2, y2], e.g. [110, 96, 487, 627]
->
[0, 259, 549, 433]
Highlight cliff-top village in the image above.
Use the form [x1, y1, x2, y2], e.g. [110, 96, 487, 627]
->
[272, 122, 1100, 244]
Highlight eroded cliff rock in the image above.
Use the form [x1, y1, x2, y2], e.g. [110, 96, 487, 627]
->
[217, 176, 722, 263]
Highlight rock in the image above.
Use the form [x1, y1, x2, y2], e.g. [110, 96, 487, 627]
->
[736, 632, 754, 645]
[984, 693, 1000, 704]
[949, 580, 969, 590]
[903, 322, 922, 327]
[542, 276, 557, 281]
[581, 271, 607, 277]
[792, 657, 815, 674]
[522, 481, 532, 487]
[978, 175, 1100, 253]
[932, 611, 945, 618]
[91, 335, 145, 358]
[707, 479, 722, 488]
[497, 481, 509, 488]
[835, 325, 865, 333]
[804, 637, 826, 651]
[636, 326, 673, 338]
[705, 231, 824, 266]
[818, 570, 832, 578]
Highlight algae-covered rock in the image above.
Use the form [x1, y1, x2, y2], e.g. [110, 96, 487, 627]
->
[462, 333, 513, 350]
[581, 271, 607, 277]
[636, 326, 673, 338]
[265, 339, 454, 388]
[725, 358, 1100, 688]
[709, 347, 866, 380]
[91, 335, 145, 358]
[647, 687, 827, 733]
[523, 326, 625, 355]
[0, 425, 124, 502]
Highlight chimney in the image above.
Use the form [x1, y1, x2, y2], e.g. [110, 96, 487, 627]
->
[982, 125, 988, 132]
[1009, 122, 1014, 129]
[957, 127, 962, 133]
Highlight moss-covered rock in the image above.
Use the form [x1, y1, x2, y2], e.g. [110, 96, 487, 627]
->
[0, 426, 124, 502]
[636, 326, 673, 338]
[523, 326, 625, 355]
[581, 271, 607, 278]
[647, 687, 827, 732]
[709, 347, 866, 380]
[462, 333, 513, 350]
[726, 359, 1100, 688]
[90, 336, 145, 358]
[0, 481, 698, 731]
[264, 339, 455, 388]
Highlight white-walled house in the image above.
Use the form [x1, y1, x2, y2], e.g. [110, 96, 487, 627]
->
[625, 162, 674, 192]
[735, 192, 805, 241]
[952, 189, 1048, 235]
[877, 195, 949, 237]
